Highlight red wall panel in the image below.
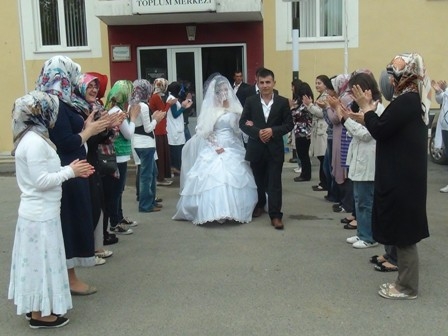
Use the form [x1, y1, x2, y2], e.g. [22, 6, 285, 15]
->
[108, 21, 263, 85]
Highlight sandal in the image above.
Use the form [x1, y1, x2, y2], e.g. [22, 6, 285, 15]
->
[341, 217, 356, 224]
[374, 262, 398, 272]
[343, 222, 357, 230]
[369, 255, 386, 265]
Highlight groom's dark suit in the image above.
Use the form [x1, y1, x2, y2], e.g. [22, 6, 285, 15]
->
[239, 94, 293, 221]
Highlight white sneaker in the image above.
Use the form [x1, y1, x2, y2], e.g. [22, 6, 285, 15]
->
[95, 256, 106, 266]
[95, 250, 113, 258]
[294, 167, 302, 174]
[346, 236, 359, 244]
[352, 240, 378, 249]
[440, 185, 448, 193]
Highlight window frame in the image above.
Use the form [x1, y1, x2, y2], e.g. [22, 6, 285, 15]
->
[34, 0, 89, 52]
[275, 0, 359, 51]
[20, 0, 102, 60]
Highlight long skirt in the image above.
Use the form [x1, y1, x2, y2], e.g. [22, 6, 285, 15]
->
[8, 216, 72, 316]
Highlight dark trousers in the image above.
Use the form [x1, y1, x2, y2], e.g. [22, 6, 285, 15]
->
[102, 162, 127, 229]
[317, 155, 327, 189]
[323, 138, 340, 202]
[250, 159, 284, 219]
[295, 137, 311, 180]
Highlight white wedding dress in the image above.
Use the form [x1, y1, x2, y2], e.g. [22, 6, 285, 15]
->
[173, 111, 257, 225]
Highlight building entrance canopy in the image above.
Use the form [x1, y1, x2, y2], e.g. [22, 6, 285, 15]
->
[95, 0, 262, 25]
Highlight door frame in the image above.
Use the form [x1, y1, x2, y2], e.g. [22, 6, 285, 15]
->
[137, 43, 247, 114]
[169, 47, 203, 112]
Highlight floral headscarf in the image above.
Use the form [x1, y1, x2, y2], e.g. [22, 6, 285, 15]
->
[131, 79, 153, 104]
[35, 55, 81, 105]
[105, 80, 133, 111]
[11, 91, 59, 155]
[386, 52, 431, 124]
[153, 78, 168, 95]
[71, 73, 99, 117]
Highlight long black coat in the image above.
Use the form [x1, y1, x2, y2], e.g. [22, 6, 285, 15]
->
[365, 92, 429, 246]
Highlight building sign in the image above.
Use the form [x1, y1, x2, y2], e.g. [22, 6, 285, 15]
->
[132, 0, 216, 14]
[111, 45, 131, 62]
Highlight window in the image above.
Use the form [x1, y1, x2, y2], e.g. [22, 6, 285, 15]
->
[292, 0, 343, 39]
[21, 0, 102, 59]
[275, 0, 358, 51]
[38, 0, 88, 48]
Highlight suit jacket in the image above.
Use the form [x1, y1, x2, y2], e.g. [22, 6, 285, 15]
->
[239, 94, 293, 163]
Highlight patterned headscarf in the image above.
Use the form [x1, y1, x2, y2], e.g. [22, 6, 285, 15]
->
[71, 73, 99, 117]
[386, 52, 431, 123]
[105, 80, 133, 110]
[131, 79, 153, 104]
[331, 74, 350, 96]
[153, 78, 169, 95]
[35, 55, 81, 105]
[11, 91, 59, 155]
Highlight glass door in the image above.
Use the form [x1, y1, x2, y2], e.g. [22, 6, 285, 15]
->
[169, 48, 203, 116]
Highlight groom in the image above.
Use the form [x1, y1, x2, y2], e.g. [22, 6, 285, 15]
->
[239, 68, 293, 230]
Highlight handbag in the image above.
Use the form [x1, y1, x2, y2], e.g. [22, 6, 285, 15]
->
[97, 151, 118, 175]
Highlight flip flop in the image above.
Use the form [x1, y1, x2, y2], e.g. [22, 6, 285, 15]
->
[374, 263, 398, 272]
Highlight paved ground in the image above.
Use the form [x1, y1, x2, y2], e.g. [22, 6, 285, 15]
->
[0, 156, 447, 336]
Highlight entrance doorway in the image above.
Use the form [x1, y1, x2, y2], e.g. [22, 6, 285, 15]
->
[137, 44, 246, 115]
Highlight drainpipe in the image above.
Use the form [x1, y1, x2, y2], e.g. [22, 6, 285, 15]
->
[17, 0, 28, 94]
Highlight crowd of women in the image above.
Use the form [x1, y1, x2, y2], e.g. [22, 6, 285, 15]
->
[7, 55, 193, 329]
[8, 52, 432, 329]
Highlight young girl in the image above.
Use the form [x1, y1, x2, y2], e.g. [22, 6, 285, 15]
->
[8, 91, 94, 329]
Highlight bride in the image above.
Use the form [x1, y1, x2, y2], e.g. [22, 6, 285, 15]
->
[172, 74, 257, 225]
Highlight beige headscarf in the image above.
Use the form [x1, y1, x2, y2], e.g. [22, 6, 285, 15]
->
[153, 78, 169, 95]
[386, 53, 431, 124]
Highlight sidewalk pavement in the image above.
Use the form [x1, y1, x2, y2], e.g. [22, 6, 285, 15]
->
[1, 157, 448, 336]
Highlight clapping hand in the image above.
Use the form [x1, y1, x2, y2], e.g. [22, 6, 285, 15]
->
[152, 110, 166, 122]
[351, 85, 377, 112]
[181, 99, 193, 109]
[69, 159, 95, 178]
[84, 111, 110, 135]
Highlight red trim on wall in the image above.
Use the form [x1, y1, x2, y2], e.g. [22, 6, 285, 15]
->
[107, 21, 263, 85]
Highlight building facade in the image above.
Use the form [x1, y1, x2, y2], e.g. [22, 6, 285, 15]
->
[1, 0, 448, 152]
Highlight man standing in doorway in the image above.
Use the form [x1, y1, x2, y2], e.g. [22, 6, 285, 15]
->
[233, 71, 249, 100]
[239, 68, 293, 230]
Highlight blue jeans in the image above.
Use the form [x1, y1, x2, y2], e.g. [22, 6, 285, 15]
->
[353, 181, 375, 243]
[134, 147, 157, 212]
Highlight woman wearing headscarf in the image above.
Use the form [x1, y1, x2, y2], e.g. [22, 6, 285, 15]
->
[166, 81, 193, 175]
[8, 91, 94, 328]
[351, 53, 430, 300]
[172, 75, 257, 225]
[104, 80, 140, 234]
[132, 79, 166, 213]
[327, 74, 354, 215]
[37, 56, 109, 295]
[149, 78, 178, 185]
[330, 72, 385, 249]
[72, 73, 124, 261]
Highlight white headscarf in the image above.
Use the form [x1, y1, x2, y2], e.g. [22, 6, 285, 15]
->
[195, 75, 243, 138]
